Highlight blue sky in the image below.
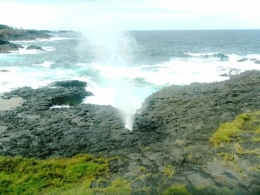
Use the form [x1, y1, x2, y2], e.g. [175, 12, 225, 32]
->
[0, 0, 260, 30]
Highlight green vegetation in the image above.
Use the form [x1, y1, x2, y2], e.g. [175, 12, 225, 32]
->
[163, 184, 191, 195]
[0, 154, 115, 195]
[210, 111, 260, 147]
[0, 24, 13, 30]
[162, 165, 175, 177]
[210, 111, 260, 177]
[0, 154, 190, 195]
[140, 166, 146, 173]
[94, 178, 131, 195]
[46, 178, 131, 195]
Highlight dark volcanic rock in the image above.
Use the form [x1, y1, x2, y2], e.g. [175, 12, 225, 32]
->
[1, 72, 260, 194]
[26, 45, 44, 51]
[130, 70, 260, 194]
[0, 104, 126, 159]
[0, 39, 23, 53]
[237, 58, 260, 64]
[136, 70, 260, 144]
[4, 80, 93, 109]
[52, 80, 87, 88]
[0, 79, 168, 159]
[237, 58, 248, 62]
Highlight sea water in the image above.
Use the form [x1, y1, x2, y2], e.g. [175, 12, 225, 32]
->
[1, 30, 260, 129]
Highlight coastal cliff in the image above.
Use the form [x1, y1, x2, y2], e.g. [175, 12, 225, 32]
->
[1, 71, 260, 194]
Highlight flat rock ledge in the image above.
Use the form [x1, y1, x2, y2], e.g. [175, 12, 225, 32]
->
[1, 72, 260, 194]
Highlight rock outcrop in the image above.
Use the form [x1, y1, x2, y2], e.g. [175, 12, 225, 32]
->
[0, 80, 166, 160]
[26, 45, 44, 51]
[0, 23, 51, 53]
[237, 58, 260, 64]
[130, 70, 260, 194]
[1, 71, 260, 194]
[0, 40, 23, 53]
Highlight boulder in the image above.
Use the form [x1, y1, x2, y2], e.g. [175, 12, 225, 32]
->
[26, 45, 44, 51]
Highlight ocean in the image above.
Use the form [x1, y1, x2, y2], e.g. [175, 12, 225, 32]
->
[1, 30, 260, 126]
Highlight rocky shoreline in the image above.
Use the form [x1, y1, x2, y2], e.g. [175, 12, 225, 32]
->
[1, 71, 260, 194]
[0, 40, 23, 53]
[0, 23, 51, 53]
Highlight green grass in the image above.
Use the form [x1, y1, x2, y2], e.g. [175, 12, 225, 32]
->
[210, 111, 260, 147]
[163, 184, 191, 195]
[45, 178, 131, 195]
[210, 113, 251, 147]
[0, 154, 111, 195]
[162, 165, 175, 177]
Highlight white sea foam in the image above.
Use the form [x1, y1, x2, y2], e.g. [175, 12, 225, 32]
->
[33, 61, 54, 68]
[82, 54, 260, 128]
[184, 52, 216, 57]
[76, 63, 87, 67]
[11, 39, 50, 43]
[8, 46, 54, 55]
[42, 46, 56, 51]
[2, 36, 260, 131]
[0, 66, 92, 94]
[84, 86, 115, 106]
[89, 60, 228, 87]
[246, 54, 260, 59]
[50, 105, 70, 109]
[17, 48, 43, 55]
[11, 36, 76, 43]
[49, 37, 76, 41]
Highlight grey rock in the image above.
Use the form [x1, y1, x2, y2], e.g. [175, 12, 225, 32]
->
[1, 71, 260, 194]
[0, 39, 23, 53]
[52, 80, 87, 88]
[187, 173, 215, 188]
[26, 45, 44, 50]
[206, 162, 239, 188]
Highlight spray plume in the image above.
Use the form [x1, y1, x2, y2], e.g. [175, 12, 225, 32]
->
[79, 19, 138, 131]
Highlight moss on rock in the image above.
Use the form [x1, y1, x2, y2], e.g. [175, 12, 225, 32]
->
[163, 184, 191, 195]
[0, 154, 114, 195]
[209, 111, 260, 147]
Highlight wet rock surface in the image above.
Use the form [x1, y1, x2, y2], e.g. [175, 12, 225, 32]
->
[1, 71, 260, 194]
[0, 80, 166, 159]
[26, 45, 44, 51]
[0, 40, 23, 53]
[0, 23, 51, 53]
